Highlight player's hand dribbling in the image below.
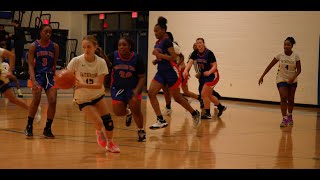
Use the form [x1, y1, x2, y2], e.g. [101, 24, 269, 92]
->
[75, 80, 84, 89]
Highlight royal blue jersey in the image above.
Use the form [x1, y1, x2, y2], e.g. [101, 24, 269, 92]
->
[190, 48, 216, 73]
[34, 40, 55, 74]
[154, 38, 174, 71]
[110, 50, 145, 89]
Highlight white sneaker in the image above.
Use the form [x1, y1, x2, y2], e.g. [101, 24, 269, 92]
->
[192, 110, 201, 128]
[149, 119, 168, 130]
[161, 107, 172, 116]
[125, 108, 132, 127]
[35, 106, 42, 123]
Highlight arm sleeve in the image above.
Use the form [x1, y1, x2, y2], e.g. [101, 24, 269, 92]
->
[295, 54, 300, 61]
[207, 51, 216, 63]
[190, 50, 197, 60]
[163, 39, 173, 50]
[98, 59, 108, 75]
[66, 57, 77, 72]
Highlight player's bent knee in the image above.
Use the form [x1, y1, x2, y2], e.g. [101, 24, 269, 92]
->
[102, 115, 114, 131]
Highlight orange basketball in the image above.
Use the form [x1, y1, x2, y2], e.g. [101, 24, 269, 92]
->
[54, 69, 75, 89]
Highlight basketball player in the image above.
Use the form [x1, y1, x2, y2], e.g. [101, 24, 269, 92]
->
[1, 47, 29, 109]
[259, 37, 301, 127]
[107, 37, 146, 142]
[2, 61, 24, 98]
[183, 38, 227, 119]
[148, 16, 201, 129]
[67, 35, 120, 153]
[160, 32, 201, 116]
[25, 24, 59, 138]
[192, 42, 222, 116]
[95, 44, 132, 127]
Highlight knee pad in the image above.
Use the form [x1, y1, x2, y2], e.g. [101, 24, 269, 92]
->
[102, 114, 114, 131]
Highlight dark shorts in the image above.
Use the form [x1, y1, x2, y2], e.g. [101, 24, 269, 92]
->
[35, 72, 55, 91]
[0, 82, 10, 93]
[77, 95, 105, 111]
[111, 86, 142, 104]
[153, 68, 181, 89]
[277, 82, 298, 88]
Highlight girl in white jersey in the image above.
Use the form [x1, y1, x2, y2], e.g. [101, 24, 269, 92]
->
[259, 37, 301, 127]
[67, 35, 120, 153]
[0, 47, 29, 110]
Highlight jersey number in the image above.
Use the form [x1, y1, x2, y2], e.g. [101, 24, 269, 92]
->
[119, 71, 132, 78]
[42, 58, 47, 66]
[86, 78, 94, 84]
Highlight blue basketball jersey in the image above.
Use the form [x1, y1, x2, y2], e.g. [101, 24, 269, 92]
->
[154, 38, 174, 71]
[111, 50, 139, 89]
[195, 48, 213, 73]
[34, 40, 55, 74]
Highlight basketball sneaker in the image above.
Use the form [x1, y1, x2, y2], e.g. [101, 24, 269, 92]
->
[201, 113, 212, 119]
[138, 130, 146, 142]
[25, 125, 33, 137]
[161, 107, 172, 116]
[199, 98, 204, 109]
[192, 110, 201, 128]
[217, 105, 227, 117]
[287, 115, 293, 126]
[149, 118, 168, 129]
[95, 130, 107, 148]
[126, 109, 132, 127]
[106, 141, 120, 153]
[43, 128, 55, 138]
[280, 118, 289, 127]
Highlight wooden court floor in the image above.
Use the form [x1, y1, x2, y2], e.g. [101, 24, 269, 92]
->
[0, 90, 320, 169]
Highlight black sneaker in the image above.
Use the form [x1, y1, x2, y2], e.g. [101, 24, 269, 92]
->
[43, 128, 55, 138]
[138, 130, 146, 142]
[199, 99, 204, 109]
[18, 94, 23, 98]
[201, 113, 212, 119]
[217, 106, 227, 117]
[126, 113, 132, 127]
[25, 125, 33, 137]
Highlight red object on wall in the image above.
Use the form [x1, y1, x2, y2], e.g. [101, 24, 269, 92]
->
[43, 19, 49, 24]
[99, 14, 105, 20]
[132, 12, 138, 18]
[103, 22, 108, 28]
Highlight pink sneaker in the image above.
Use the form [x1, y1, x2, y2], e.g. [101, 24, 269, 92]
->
[106, 141, 120, 153]
[95, 130, 107, 148]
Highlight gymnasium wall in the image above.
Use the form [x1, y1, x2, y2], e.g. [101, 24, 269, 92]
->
[148, 11, 320, 105]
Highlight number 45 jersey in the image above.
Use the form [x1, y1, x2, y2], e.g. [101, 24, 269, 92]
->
[67, 54, 108, 104]
[275, 52, 300, 84]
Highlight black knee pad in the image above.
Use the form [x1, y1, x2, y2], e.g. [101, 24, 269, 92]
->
[102, 114, 114, 131]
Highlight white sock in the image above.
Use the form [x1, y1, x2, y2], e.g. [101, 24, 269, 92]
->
[17, 89, 22, 95]
[283, 116, 288, 120]
[287, 113, 292, 116]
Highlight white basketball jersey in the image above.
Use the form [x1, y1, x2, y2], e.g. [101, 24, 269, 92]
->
[67, 54, 108, 104]
[275, 52, 300, 83]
